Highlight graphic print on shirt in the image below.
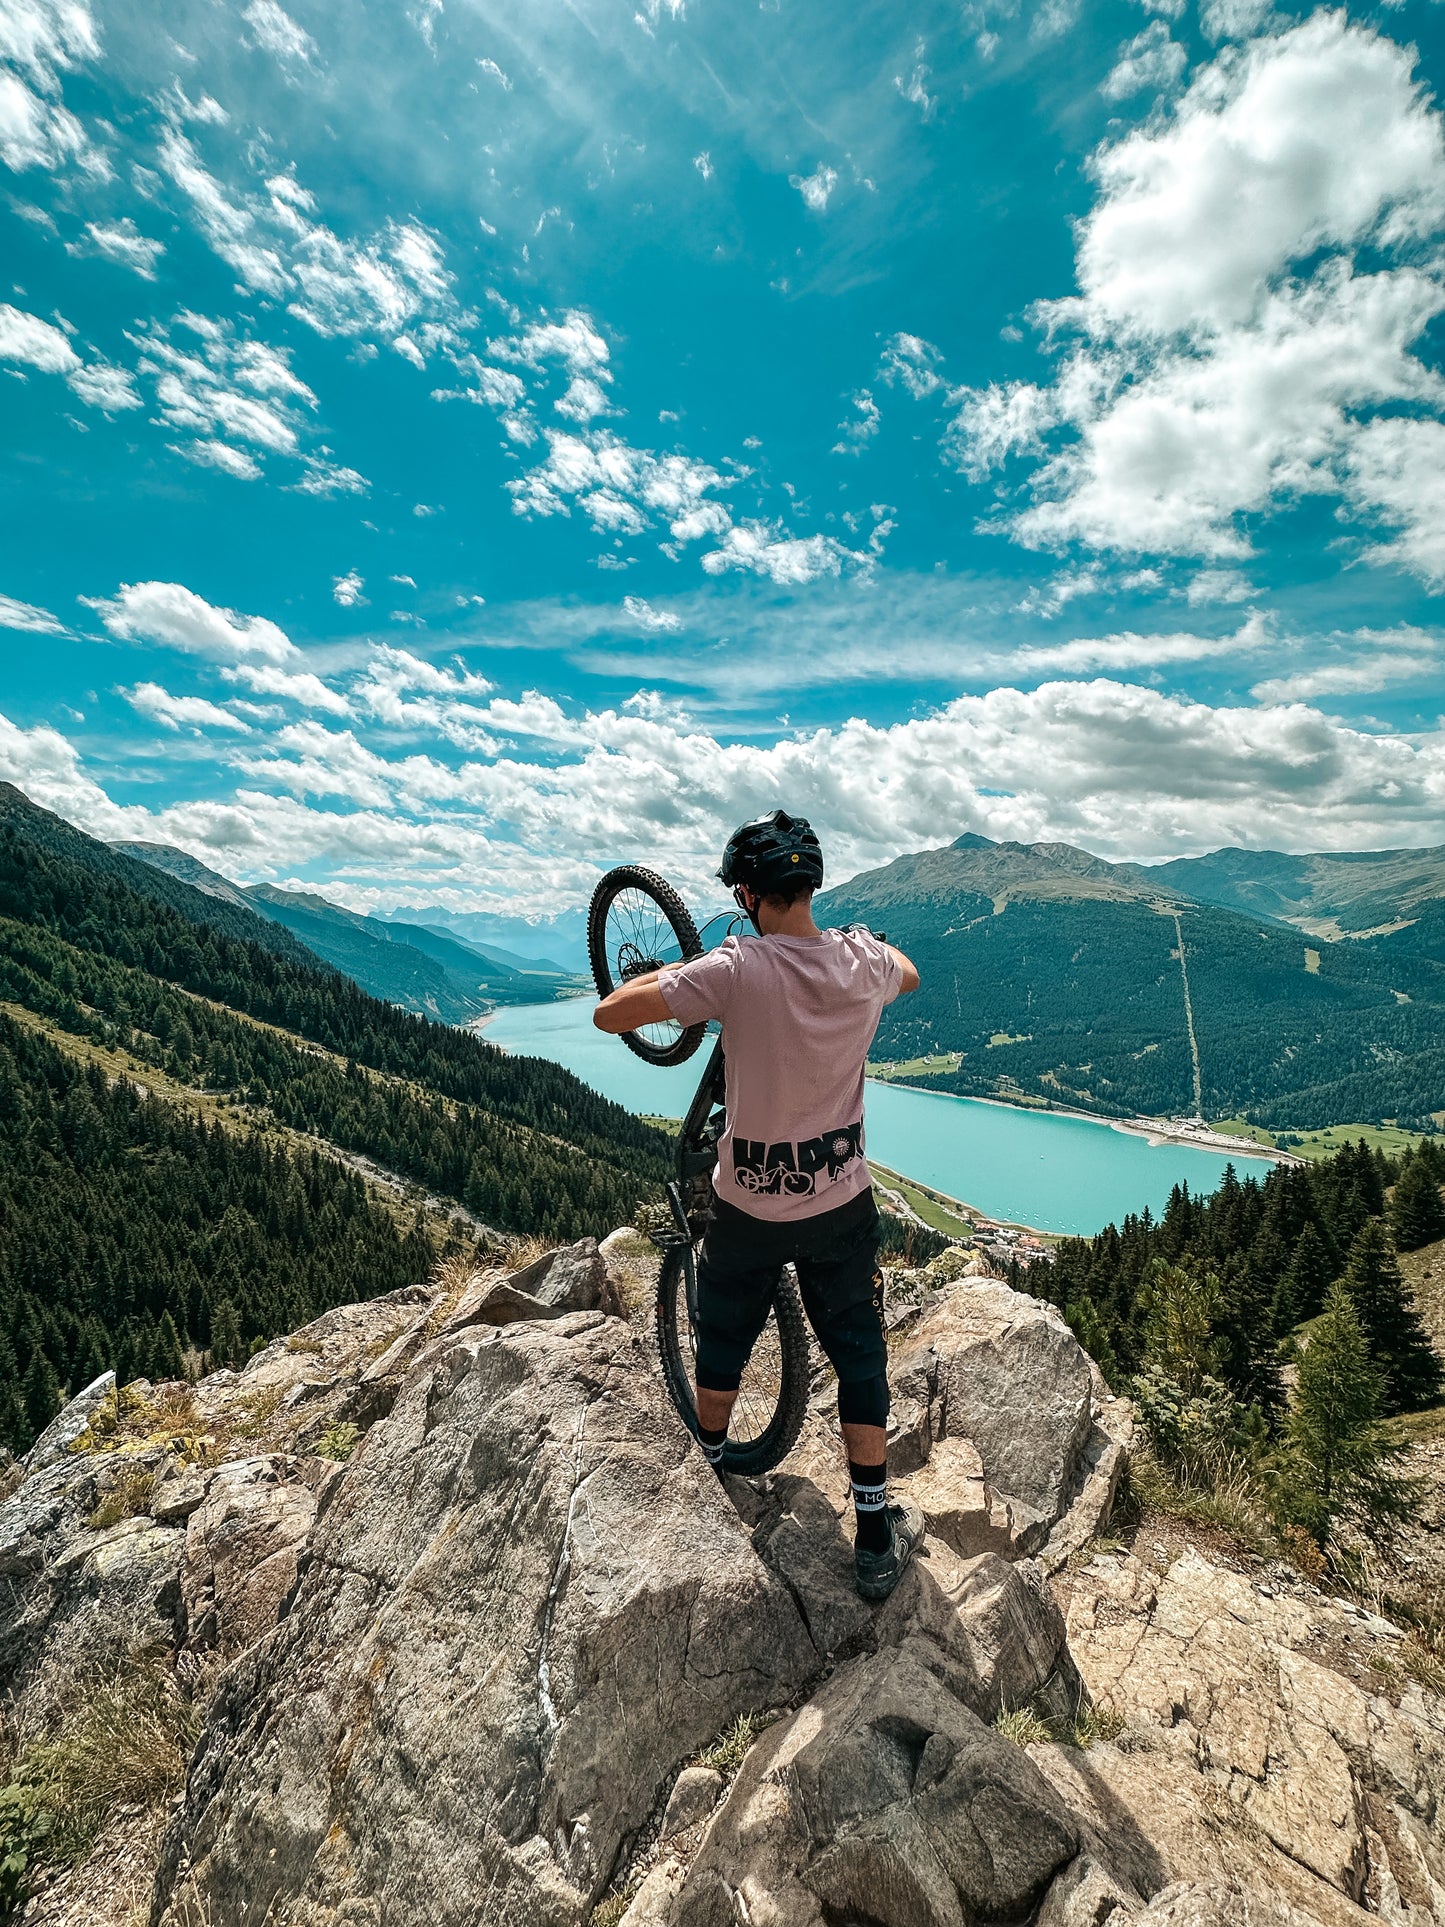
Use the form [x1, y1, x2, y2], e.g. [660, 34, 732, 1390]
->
[731, 1120, 863, 1197]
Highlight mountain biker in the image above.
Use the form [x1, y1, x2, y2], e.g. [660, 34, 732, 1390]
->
[593, 809, 925, 1602]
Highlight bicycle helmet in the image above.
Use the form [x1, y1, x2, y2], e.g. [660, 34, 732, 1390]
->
[718, 809, 824, 894]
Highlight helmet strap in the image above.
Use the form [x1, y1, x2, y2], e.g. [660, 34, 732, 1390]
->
[733, 884, 762, 934]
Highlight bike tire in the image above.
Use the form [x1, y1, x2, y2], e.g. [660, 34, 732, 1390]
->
[588, 864, 708, 1068]
[655, 1241, 812, 1477]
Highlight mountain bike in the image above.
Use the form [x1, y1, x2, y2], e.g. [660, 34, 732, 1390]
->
[588, 864, 811, 1475]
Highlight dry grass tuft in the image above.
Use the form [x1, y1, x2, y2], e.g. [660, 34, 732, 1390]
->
[84, 1467, 156, 1533]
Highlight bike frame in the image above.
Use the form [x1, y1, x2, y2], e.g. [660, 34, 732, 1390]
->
[662, 1035, 726, 1328]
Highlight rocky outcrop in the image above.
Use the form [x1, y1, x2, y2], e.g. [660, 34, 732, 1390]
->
[1047, 1546, 1445, 1925]
[3, 1248, 1441, 1927]
[153, 1309, 815, 1927]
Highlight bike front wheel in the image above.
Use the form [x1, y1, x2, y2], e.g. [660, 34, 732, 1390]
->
[655, 1239, 812, 1477]
[588, 864, 707, 1067]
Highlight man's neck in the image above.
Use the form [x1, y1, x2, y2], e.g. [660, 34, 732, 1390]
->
[758, 900, 821, 939]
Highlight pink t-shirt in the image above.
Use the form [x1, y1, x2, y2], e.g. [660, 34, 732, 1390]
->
[658, 929, 903, 1222]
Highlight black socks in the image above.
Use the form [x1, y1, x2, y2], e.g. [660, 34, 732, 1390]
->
[698, 1422, 727, 1475]
[850, 1459, 890, 1553]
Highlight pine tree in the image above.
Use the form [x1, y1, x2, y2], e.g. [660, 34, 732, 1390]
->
[210, 1297, 243, 1371]
[1389, 1158, 1445, 1253]
[154, 1312, 187, 1384]
[1341, 1219, 1444, 1415]
[0, 1332, 28, 1453]
[1272, 1221, 1333, 1333]
[22, 1350, 60, 1440]
[1279, 1279, 1416, 1547]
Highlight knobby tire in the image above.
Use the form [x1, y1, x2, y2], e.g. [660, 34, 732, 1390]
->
[587, 864, 707, 1067]
[654, 1242, 811, 1477]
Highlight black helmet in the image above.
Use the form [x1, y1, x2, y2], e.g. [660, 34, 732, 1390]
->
[719, 810, 824, 893]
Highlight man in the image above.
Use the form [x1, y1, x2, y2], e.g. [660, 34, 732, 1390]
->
[594, 809, 924, 1602]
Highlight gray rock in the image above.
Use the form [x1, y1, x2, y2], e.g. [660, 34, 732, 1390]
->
[150, 1467, 209, 1525]
[22, 1371, 115, 1473]
[672, 1646, 1078, 1927]
[153, 1309, 815, 1927]
[892, 1280, 1097, 1552]
[1037, 1851, 1144, 1925]
[661, 1767, 724, 1840]
[750, 1473, 873, 1658]
[507, 1237, 617, 1316]
[181, 1454, 328, 1658]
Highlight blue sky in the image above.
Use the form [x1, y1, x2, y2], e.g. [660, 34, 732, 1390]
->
[2, 0, 1444, 914]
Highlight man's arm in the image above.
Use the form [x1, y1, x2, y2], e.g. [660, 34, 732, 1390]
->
[888, 944, 920, 995]
[593, 970, 675, 1034]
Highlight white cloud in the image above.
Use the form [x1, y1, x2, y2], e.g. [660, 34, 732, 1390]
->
[555, 375, 610, 422]
[833, 390, 880, 455]
[123, 682, 254, 732]
[1185, 567, 1253, 604]
[789, 164, 838, 213]
[1200, 0, 1273, 41]
[1343, 417, 1445, 588]
[0, 301, 77, 375]
[0, 0, 105, 175]
[17, 675, 1443, 914]
[0, 591, 62, 633]
[90, 581, 296, 664]
[177, 438, 263, 480]
[132, 312, 350, 485]
[895, 43, 935, 118]
[487, 309, 610, 379]
[0, 301, 139, 412]
[1251, 652, 1439, 704]
[1101, 21, 1186, 100]
[243, 0, 317, 64]
[879, 333, 945, 400]
[694, 151, 712, 181]
[477, 56, 510, 88]
[622, 595, 682, 633]
[700, 521, 871, 586]
[157, 133, 459, 354]
[332, 570, 366, 607]
[942, 16, 1445, 581]
[78, 217, 165, 277]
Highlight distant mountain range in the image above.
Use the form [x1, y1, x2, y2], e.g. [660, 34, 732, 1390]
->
[820, 832, 1445, 1132]
[385, 904, 588, 975]
[113, 844, 579, 1025]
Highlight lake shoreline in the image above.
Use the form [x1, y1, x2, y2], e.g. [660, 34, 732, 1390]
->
[866, 1077, 1289, 1166]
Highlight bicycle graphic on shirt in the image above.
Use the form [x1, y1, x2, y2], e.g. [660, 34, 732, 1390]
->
[588, 864, 812, 1475]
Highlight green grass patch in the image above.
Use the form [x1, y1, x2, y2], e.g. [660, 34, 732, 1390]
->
[695, 1710, 779, 1776]
[870, 1164, 974, 1239]
[1213, 1118, 1435, 1161]
[866, 1051, 965, 1081]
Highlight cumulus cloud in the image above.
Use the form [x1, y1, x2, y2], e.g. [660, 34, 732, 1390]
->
[243, 0, 317, 65]
[789, 164, 838, 213]
[332, 570, 366, 606]
[941, 16, 1445, 582]
[700, 521, 873, 587]
[1100, 21, 1186, 100]
[879, 333, 945, 400]
[11, 674, 1443, 916]
[178, 439, 263, 480]
[123, 682, 254, 732]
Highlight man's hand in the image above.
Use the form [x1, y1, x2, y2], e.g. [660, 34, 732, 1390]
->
[888, 945, 920, 995]
[594, 970, 675, 1033]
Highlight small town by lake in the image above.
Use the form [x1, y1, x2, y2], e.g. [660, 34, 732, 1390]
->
[482, 998, 1274, 1238]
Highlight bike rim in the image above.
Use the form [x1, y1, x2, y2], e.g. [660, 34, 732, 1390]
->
[674, 1256, 792, 1449]
[601, 884, 694, 1058]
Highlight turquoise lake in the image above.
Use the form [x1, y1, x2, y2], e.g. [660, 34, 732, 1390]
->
[483, 997, 1274, 1238]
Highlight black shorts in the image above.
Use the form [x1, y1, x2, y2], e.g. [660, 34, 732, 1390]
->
[693, 1187, 886, 1393]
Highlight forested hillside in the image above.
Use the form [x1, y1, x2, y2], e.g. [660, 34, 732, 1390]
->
[821, 834, 1445, 1128]
[0, 787, 669, 1447]
[1045, 1136, 1445, 1417]
[118, 843, 576, 1023]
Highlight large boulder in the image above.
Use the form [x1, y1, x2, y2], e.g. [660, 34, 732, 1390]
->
[890, 1278, 1124, 1556]
[153, 1309, 817, 1927]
